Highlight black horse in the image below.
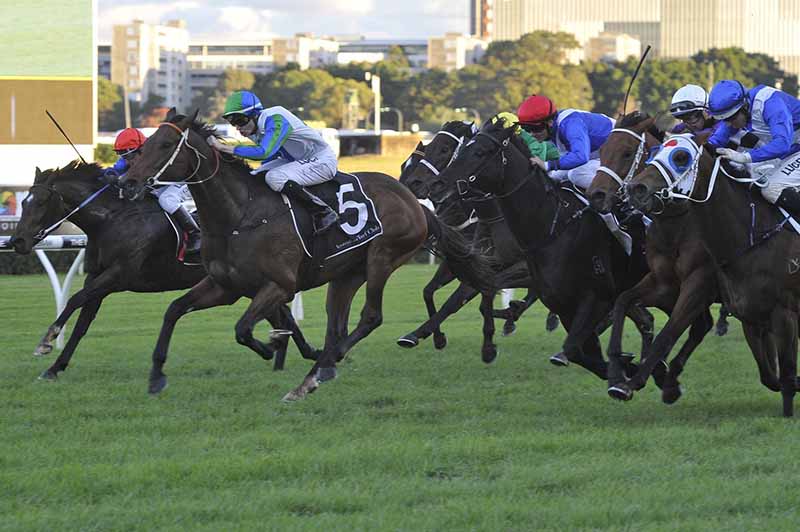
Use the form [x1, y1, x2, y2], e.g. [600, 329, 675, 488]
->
[428, 118, 655, 380]
[398, 120, 557, 362]
[119, 110, 494, 400]
[9, 161, 316, 379]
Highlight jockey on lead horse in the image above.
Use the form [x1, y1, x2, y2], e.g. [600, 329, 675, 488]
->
[207, 90, 340, 234]
[708, 79, 800, 218]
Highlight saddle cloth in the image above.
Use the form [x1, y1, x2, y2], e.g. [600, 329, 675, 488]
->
[285, 171, 383, 260]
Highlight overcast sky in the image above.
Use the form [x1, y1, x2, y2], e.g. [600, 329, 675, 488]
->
[97, 1, 470, 42]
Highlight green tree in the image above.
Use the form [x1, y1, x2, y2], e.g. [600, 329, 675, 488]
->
[692, 47, 798, 95]
[97, 77, 124, 131]
[192, 69, 256, 120]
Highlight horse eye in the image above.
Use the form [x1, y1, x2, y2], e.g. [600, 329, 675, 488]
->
[623, 151, 633, 158]
[161, 142, 172, 149]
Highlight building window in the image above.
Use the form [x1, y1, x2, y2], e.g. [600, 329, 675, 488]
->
[127, 27, 135, 36]
[127, 39, 138, 49]
[129, 65, 137, 75]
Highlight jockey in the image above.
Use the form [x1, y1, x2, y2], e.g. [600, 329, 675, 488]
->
[208, 90, 339, 234]
[669, 84, 717, 134]
[708, 80, 800, 216]
[491, 112, 559, 162]
[105, 128, 200, 253]
[518, 95, 615, 190]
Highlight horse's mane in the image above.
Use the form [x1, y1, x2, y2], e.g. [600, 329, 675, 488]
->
[618, 110, 665, 143]
[36, 160, 104, 185]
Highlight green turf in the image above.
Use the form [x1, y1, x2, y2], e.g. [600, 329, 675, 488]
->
[1, 266, 799, 531]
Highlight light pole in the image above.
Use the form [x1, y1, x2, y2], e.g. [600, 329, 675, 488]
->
[364, 72, 381, 133]
[380, 106, 404, 131]
[454, 107, 480, 124]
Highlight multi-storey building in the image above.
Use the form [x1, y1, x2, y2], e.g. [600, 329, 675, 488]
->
[97, 44, 111, 80]
[187, 42, 275, 95]
[272, 33, 339, 70]
[111, 19, 190, 109]
[469, 0, 494, 40]
[336, 39, 429, 71]
[428, 33, 488, 71]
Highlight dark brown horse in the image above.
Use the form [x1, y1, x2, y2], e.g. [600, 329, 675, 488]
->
[9, 161, 316, 380]
[398, 121, 555, 361]
[586, 113, 736, 404]
[120, 110, 494, 400]
[626, 132, 797, 416]
[428, 118, 654, 380]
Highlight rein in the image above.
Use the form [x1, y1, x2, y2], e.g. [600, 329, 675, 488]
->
[145, 122, 221, 187]
[32, 183, 110, 240]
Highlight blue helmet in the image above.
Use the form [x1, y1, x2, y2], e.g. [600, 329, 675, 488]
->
[223, 90, 263, 118]
[708, 80, 748, 120]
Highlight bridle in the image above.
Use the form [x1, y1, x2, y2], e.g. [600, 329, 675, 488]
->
[144, 122, 220, 187]
[456, 130, 510, 199]
[27, 182, 110, 240]
[596, 127, 649, 190]
[418, 129, 464, 176]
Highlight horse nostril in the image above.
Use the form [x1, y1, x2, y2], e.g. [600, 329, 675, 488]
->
[628, 183, 648, 199]
[590, 190, 606, 207]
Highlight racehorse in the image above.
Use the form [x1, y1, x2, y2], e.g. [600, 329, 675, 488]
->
[119, 110, 495, 400]
[428, 117, 655, 380]
[398, 121, 556, 361]
[626, 132, 797, 416]
[9, 161, 317, 379]
[585, 112, 735, 403]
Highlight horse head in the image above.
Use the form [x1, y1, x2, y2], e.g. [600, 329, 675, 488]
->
[626, 130, 713, 214]
[120, 108, 218, 199]
[588, 111, 662, 213]
[432, 116, 526, 210]
[10, 162, 102, 254]
[402, 121, 476, 199]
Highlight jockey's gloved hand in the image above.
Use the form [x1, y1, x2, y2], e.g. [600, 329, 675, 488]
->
[716, 147, 752, 165]
[207, 136, 235, 154]
[529, 156, 547, 171]
[102, 169, 121, 185]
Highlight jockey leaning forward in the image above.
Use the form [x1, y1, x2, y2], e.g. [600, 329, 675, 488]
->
[207, 90, 339, 234]
[105, 128, 201, 253]
[518, 95, 615, 190]
[708, 80, 800, 217]
[490, 111, 560, 162]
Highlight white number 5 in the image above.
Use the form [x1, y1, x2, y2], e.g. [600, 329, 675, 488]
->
[336, 183, 368, 235]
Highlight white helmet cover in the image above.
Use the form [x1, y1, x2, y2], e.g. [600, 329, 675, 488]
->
[670, 84, 708, 117]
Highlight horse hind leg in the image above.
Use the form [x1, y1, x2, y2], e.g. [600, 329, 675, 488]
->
[234, 285, 294, 363]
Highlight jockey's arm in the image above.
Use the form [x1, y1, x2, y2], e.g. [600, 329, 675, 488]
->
[110, 157, 129, 174]
[748, 98, 794, 163]
[546, 124, 589, 171]
[233, 114, 294, 160]
[707, 121, 737, 151]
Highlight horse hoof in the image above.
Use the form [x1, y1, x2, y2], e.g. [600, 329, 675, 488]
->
[549, 352, 569, 367]
[37, 369, 58, 381]
[662, 384, 683, 404]
[502, 321, 516, 337]
[545, 313, 560, 332]
[482, 345, 498, 364]
[608, 385, 633, 401]
[652, 360, 669, 390]
[433, 332, 447, 350]
[397, 335, 419, 349]
[316, 367, 337, 383]
[715, 321, 729, 337]
[148, 375, 168, 395]
[33, 343, 53, 357]
[282, 376, 319, 402]
[622, 361, 639, 380]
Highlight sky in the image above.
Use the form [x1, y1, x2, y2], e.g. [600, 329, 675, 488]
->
[97, 0, 470, 42]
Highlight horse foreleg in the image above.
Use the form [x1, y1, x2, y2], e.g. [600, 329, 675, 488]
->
[396, 282, 478, 348]
[324, 272, 366, 363]
[269, 303, 320, 371]
[422, 262, 456, 349]
[479, 291, 498, 363]
[559, 291, 612, 380]
[741, 323, 780, 392]
[34, 268, 120, 357]
[659, 308, 713, 404]
[715, 303, 731, 336]
[39, 296, 104, 381]
[234, 283, 294, 364]
[771, 309, 798, 417]
[148, 276, 239, 394]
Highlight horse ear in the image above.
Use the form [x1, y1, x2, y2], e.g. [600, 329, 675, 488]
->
[34, 167, 42, 182]
[632, 116, 656, 134]
[177, 109, 199, 131]
[166, 107, 178, 121]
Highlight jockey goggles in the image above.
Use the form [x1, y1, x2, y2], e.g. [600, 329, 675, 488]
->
[521, 122, 549, 133]
[669, 100, 706, 117]
[115, 147, 140, 158]
[225, 113, 251, 127]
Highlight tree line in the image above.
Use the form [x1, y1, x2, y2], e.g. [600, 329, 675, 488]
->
[99, 31, 798, 132]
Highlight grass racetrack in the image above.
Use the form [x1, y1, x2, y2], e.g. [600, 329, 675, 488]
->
[2, 263, 800, 531]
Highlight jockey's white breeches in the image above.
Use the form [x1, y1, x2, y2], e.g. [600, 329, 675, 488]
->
[252, 152, 337, 192]
[548, 158, 602, 191]
[151, 184, 190, 214]
[755, 151, 800, 203]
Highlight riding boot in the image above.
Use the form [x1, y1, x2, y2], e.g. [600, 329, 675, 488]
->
[172, 206, 202, 253]
[776, 188, 800, 219]
[282, 180, 339, 235]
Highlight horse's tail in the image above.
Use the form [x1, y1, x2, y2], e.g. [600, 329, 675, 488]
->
[423, 207, 496, 293]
